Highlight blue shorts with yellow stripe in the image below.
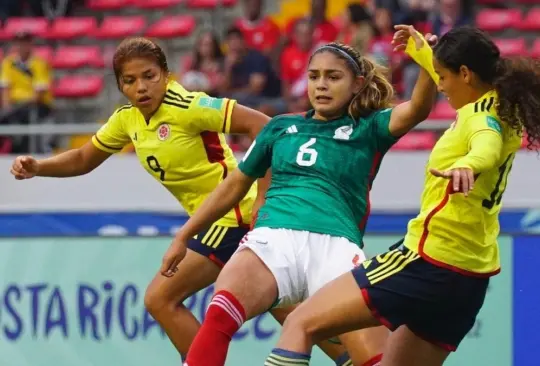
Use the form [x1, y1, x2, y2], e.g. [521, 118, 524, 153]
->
[188, 224, 249, 268]
[352, 242, 489, 351]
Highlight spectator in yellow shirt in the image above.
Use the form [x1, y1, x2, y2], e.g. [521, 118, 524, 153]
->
[1, 31, 53, 153]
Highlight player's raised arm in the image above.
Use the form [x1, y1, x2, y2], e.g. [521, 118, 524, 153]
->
[387, 25, 439, 137]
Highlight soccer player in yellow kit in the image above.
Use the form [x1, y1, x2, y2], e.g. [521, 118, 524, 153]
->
[8, 37, 272, 361]
[266, 26, 540, 366]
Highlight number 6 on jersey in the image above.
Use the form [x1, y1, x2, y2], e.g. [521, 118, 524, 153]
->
[296, 138, 318, 167]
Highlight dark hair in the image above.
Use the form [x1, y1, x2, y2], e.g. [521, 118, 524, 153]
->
[193, 31, 224, 70]
[310, 42, 394, 119]
[434, 26, 540, 149]
[225, 26, 244, 40]
[348, 3, 372, 24]
[112, 37, 169, 89]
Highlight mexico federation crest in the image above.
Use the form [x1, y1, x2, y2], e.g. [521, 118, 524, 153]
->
[157, 123, 171, 141]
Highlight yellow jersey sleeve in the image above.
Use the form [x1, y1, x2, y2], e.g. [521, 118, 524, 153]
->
[405, 33, 439, 84]
[189, 94, 237, 134]
[32, 58, 50, 90]
[91, 109, 131, 154]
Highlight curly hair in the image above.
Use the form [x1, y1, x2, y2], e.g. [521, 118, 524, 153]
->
[434, 26, 540, 149]
[310, 42, 394, 119]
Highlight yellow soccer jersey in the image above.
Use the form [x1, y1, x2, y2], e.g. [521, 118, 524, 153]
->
[92, 81, 256, 227]
[0, 54, 52, 105]
[404, 90, 522, 276]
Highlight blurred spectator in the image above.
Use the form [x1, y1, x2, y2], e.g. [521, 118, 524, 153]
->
[0, 32, 53, 153]
[234, 0, 281, 56]
[430, 0, 472, 36]
[181, 31, 225, 96]
[220, 27, 284, 114]
[28, 0, 75, 17]
[280, 19, 312, 113]
[0, 1, 22, 21]
[287, 0, 339, 46]
[337, 3, 374, 56]
[370, 7, 395, 68]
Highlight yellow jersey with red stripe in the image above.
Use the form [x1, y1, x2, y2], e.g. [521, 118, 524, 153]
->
[404, 90, 522, 276]
[91, 81, 256, 227]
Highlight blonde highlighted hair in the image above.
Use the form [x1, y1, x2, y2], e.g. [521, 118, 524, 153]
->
[311, 42, 394, 119]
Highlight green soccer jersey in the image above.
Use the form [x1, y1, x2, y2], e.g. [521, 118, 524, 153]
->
[238, 109, 398, 246]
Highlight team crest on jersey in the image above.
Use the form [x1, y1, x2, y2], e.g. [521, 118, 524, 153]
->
[333, 125, 353, 140]
[157, 123, 171, 141]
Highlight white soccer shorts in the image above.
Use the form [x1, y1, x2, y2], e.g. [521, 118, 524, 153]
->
[237, 227, 365, 307]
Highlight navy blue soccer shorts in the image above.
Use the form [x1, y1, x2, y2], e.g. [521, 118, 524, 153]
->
[352, 242, 489, 351]
[188, 224, 249, 267]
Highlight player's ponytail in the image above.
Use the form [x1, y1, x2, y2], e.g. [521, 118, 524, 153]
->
[493, 57, 540, 149]
[311, 43, 394, 119]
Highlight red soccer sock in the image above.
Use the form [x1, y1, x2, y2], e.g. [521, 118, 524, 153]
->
[362, 353, 383, 366]
[184, 290, 246, 366]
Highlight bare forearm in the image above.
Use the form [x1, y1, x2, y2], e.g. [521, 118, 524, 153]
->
[37, 149, 88, 177]
[409, 67, 437, 121]
[177, 170, 255, 240]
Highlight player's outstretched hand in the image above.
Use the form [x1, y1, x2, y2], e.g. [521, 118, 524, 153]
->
[11, 155, 39, 180]
[430, 167, 475, 196]
[160, 238, 188, 277]
[392, 24, 438, 52]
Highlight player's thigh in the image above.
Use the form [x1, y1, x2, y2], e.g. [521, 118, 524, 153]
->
[145, 248, 221, 309]
[282, 271, 381, 344]
[381, 325, 449, 366]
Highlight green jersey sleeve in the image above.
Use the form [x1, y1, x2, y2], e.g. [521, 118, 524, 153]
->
[238, 120, 275, 178]
[370, 108, 399, 152]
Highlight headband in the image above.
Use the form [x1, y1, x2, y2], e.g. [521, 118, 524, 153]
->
[316, 45, 363, 75]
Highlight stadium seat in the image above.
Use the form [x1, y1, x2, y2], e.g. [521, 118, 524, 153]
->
[391, 131, 437, 151]
[530, 39, 540, 58]
[476, 0, 503, 4]
[476, 9, 521, 32]
[186, 0, 237, 9]
[517, 8, 540, 31]
[429, 101, 456, 120]
[86, 0, 133, 10]
[145, 15, 196, 38]
[52, 46, 104, 69]
[0, 17, 49, 39]
[93, 16, 146, 39]
[46, 17, 97, 40]
[54, 75, 104, 98]
[494, 38, 527, 57]
[133, 0, 183, 9]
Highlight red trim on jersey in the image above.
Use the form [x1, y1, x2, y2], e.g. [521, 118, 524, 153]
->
[201, 132, 246, 227]
[417, 183, 501, 278]
[222, 99, 231, 133]
[409, 328, 457, 352]
[208, 254, 225, 268]
[358, 151, 383, 230]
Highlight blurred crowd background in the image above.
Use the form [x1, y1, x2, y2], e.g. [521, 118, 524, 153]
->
[0, 0, 534, 155]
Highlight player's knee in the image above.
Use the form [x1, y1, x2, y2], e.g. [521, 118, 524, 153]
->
[144, 278, 191, 315]
[281, 309, 317, 340]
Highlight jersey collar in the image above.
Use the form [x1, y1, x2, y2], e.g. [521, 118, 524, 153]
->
[457, 89, 497, 113]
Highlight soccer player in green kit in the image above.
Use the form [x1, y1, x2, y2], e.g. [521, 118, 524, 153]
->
[162, 25, 438, 366]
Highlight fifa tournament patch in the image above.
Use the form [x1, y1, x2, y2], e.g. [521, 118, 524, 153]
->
[198, 97, 223, 110]
[486, 116, 502, 134]
[157, 123, 171, 141]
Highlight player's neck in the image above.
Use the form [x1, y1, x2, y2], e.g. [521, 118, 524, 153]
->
[470, 83, 493, 103]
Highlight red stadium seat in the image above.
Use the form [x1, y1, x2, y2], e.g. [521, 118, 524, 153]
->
[517, 8, 540, 31]
[186, 0, 237, 9]
[429, 101, 456, 120]
[476, 0, 503, 4]
[145, 16, 196, 38]
[1, 17, 48, 38]
[476, 9, 521, 32]
[86, 0, 133, 10]
[494, 38, 527, 57]
[54, 75, 104, 98]
[52, 46, 104, 69]
[46, 17, 97, 40]
[530, 39, 540, 58]
[93, 16, 146, 39]
[391, 131, 437, 151]
[514, 0, 540, 3]
[133, 0, 183, 9]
